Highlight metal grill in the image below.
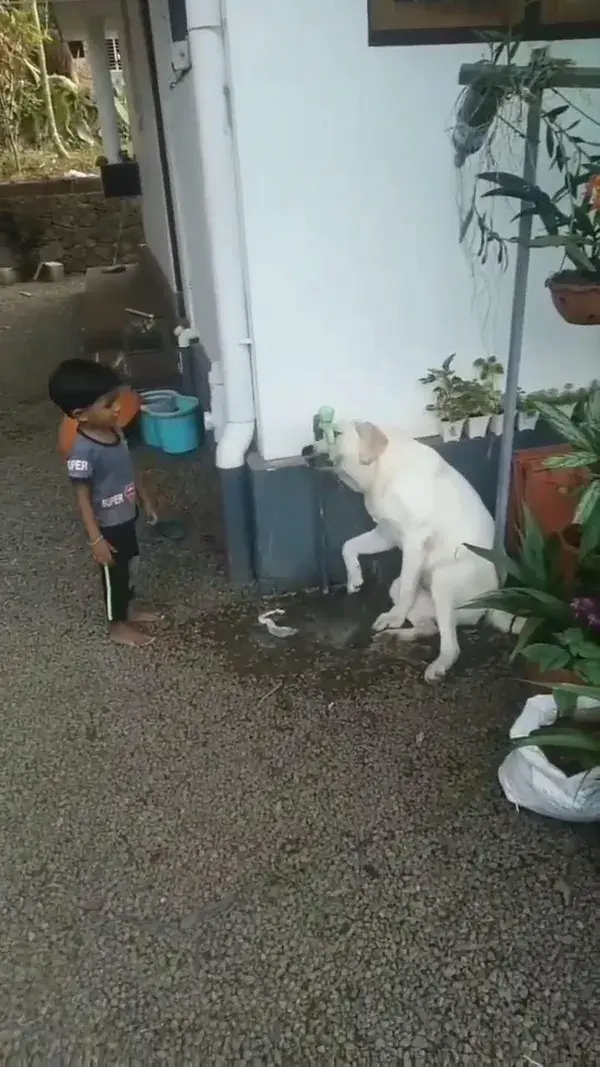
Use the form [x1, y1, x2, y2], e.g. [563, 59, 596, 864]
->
[105, 37, 122, 71]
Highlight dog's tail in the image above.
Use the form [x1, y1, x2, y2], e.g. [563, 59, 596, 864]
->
[486, 609, 525, 635]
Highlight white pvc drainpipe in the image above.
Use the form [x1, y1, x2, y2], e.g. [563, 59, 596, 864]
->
[185, 0, 256, 470]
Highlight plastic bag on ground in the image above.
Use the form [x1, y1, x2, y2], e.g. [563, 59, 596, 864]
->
[498, 693, 600, 822]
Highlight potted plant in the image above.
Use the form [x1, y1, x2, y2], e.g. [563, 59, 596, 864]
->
[499, 684, 600, 820]
[519, 620, 600, 688]
[516, 389, 540, 432]
[534, 390, 600, 557]
[463, 507, 578, 683]
[461, 379, 493, 439]
[461, 356, 504, 438]
[556, 383, 577, 416]
[476, 356, 504, 435]
[419, 355, 469, 443]
[477, 168, 600, 325]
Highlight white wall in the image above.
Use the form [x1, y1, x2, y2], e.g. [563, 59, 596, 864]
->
[225, 0, 600, 461]
[147, 0, 221, 369]
[125, 0, 175, 290]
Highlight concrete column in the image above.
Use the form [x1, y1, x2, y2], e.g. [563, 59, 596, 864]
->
[114, 0, 141, 161]
[85, 14, 121, 163]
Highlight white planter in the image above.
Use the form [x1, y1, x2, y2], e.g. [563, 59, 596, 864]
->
[498, 694, 600, 821]
[517, 411, 539, 432]
[440, 418, 465, 443]
[466, 414, 490, 439]
[489, 413, 504, 435]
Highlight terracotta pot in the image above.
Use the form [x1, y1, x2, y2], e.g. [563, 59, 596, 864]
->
[508, 445, 590, 551]
[559, 524, 581, 586]
[546, 272, 600, 325]
[524, 662, 582, 687]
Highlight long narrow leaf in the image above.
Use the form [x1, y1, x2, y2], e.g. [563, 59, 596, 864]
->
[463, 542, 525, 583]
[580, 497, 600, 557]
[462, 590, 540, 616]
[535, 402, 592, 449]
[574, 480, 600, 525]
[563, 241, 597, 273]
[543, 451, 597, 469]
[508, 617, 544, 662]
[518, 505, 549, 586]
[552, 682, 600, 700]
[513, 730, 600, 756]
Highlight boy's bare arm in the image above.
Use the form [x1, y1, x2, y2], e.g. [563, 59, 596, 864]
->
[135, 470, 158, 523]
[74, 483, 114, 565]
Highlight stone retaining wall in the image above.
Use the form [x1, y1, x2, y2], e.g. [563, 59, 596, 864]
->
[0, 176, 143, 274]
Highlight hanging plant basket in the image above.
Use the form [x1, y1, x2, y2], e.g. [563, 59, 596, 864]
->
[546, 271, 600, 326]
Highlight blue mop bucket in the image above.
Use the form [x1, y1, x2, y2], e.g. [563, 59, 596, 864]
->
[140, 390, 202, 455]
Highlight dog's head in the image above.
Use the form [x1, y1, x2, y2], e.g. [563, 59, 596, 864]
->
[302, 419, 389, 492]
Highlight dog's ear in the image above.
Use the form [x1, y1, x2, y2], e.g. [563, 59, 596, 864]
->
[355, 421, 388, 465]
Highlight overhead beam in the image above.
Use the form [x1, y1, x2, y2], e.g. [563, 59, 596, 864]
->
[458, 63, 600, 91]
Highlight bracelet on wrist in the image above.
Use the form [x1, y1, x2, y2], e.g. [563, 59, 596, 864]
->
[90, 535, 104, 547]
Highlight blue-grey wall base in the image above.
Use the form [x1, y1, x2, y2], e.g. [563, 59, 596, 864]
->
[246, 425, 561, 594]
[219, 465, 255, 586]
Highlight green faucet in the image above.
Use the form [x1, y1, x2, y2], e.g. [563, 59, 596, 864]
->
[314, 405, 336, 447]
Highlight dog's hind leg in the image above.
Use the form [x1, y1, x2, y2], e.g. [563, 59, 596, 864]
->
[342, 526, 395, 594]
[373, 531, 428, 632]
[423, 571, 460, 683]
[384, 587, 438, 640]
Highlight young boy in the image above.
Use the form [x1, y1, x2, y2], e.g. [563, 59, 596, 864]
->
[48, 358, 159, 647]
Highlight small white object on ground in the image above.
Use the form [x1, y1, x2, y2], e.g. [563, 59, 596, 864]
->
[258, 608, 298, 638]
[498, 694, 600, 822]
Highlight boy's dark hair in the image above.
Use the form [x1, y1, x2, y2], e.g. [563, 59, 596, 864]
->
[48, 358, 122, 416]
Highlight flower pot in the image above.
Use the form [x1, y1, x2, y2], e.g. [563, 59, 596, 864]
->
[508, 445, 590, 551]
[440, 418, 465, 443]
[546, 271, 600, 326]
[524, 662, 582, 687]
[490, 413, 504, 435]
[517, 411, 539, 432]
[466, 414, 490, 439]
[559, 523, 581, 587]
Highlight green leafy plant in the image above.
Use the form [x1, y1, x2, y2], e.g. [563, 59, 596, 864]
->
[419, 354, 470, 422]
[463, 506, 573, 658]
[512, 680, 600, 773]
[520, 625, 600, 685]
[534, 389, 600, 554]
[517, 389, 543, 416]
[420, 354, 506, 420]
[477, 167, 600, 276]
[466, 356, 504, 416]
[458, 39, 600, 278]
[0, 0, 43, 170]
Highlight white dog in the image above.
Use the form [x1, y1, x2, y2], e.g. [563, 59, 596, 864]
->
[310, 419, 515, 683]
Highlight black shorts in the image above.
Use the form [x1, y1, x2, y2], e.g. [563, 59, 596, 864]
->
[98, 518, 139, 624]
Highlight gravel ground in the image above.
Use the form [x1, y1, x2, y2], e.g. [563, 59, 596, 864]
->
[1, 281, 599, 1065]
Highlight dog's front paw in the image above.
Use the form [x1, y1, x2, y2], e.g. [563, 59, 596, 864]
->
[423, 657, 451, 683]
[373, 610, 405, 633]
[346, 573, 363, 595]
